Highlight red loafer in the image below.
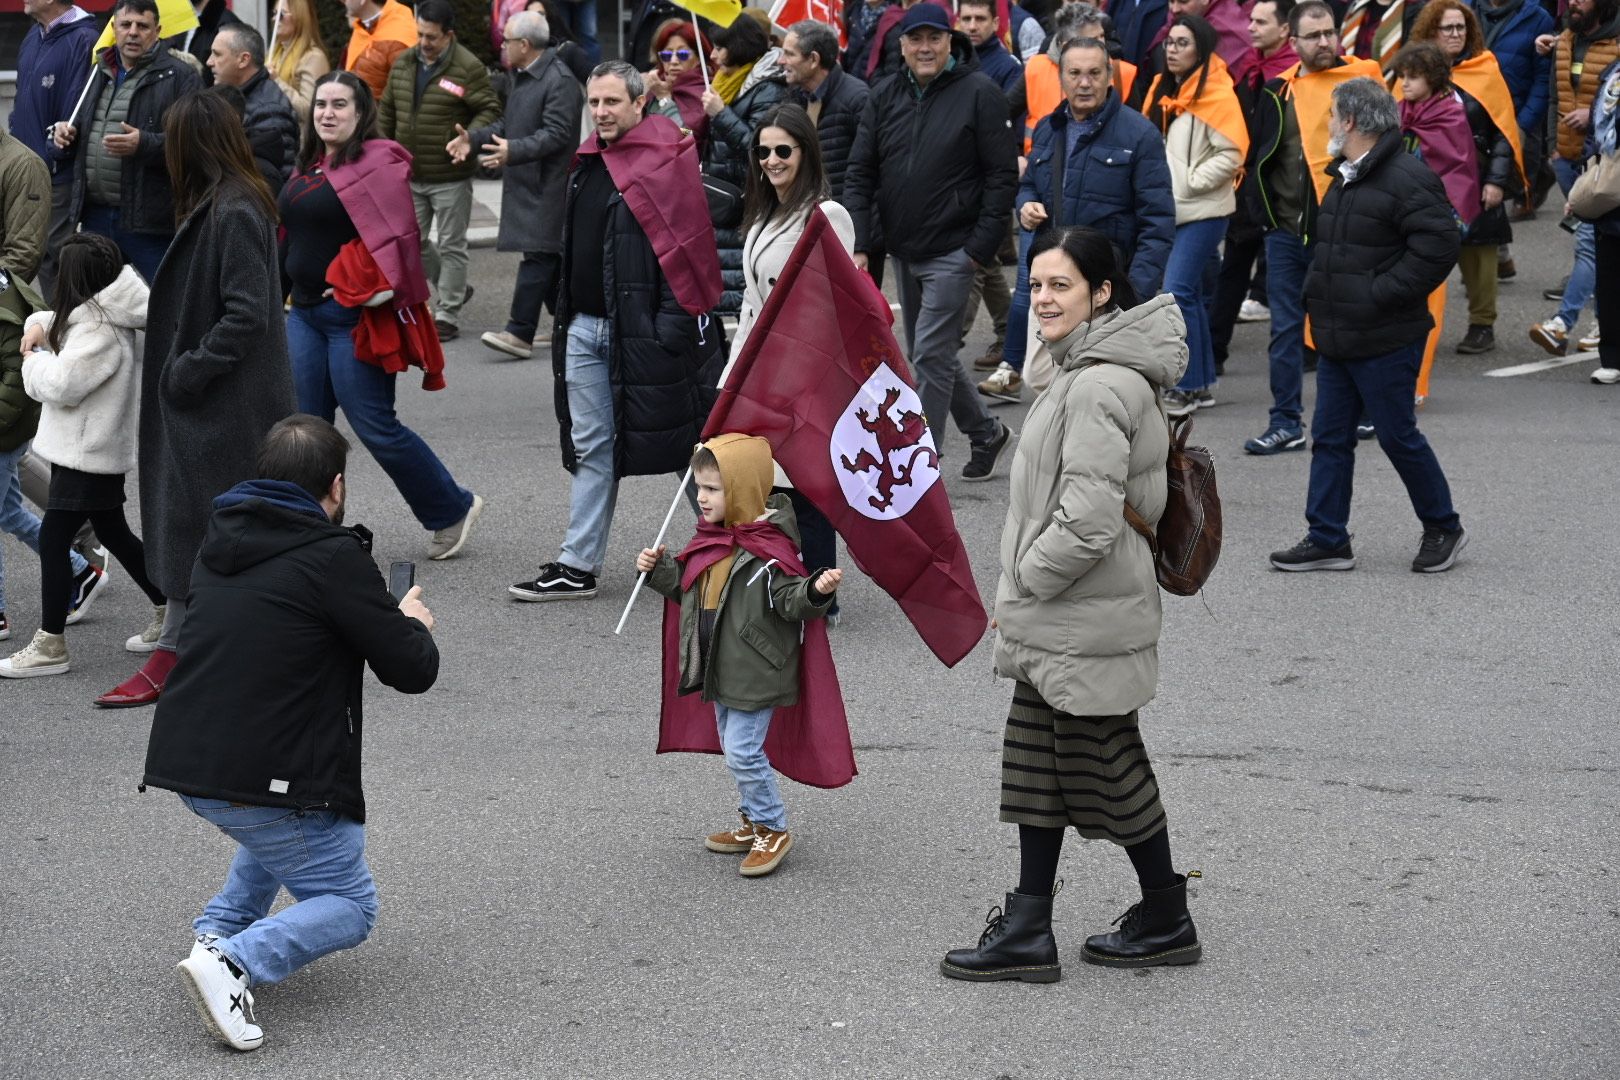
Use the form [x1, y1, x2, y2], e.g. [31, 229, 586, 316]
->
[95, 649, 177, 709]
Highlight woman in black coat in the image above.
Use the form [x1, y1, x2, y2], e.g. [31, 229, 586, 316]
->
[99, 91, 295, 708]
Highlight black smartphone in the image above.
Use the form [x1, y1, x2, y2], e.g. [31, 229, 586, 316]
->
[1560, 212, 1580, 234]
[388, 561, 416, 601]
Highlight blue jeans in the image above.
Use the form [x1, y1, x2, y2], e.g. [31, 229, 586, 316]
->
[288, 300, 473, 531]
[1305, 343, 1461, 550]
[1165, 217, 1227, 392]
[715, 703, 786, 832]
[1002, 228, 1034, 372]
[559, 313, 619, 575]
[0, 442, 86, 612]
[79, 204, 171, 285]
[1553, 157, 1597, 327]
[557, 0, 600, 64]
[182, 796, 378, 987]
[1264, 229, 1312, 431]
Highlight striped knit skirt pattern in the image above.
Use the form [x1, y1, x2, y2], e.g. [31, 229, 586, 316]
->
[998, 683, 1168, 845]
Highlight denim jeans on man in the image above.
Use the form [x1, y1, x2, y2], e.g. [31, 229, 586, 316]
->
[79, 204, 171, 285]
[1306, 342, 1461, 550]
[1165, 217, 1228, 392]
[288, 299, 474, 531]
[716, 703, 786, 832]
[1001, 228, 1035, 372]
[182, 795, 378, 986]
[555, 0, 601, 63]
[894, 249, 999, 449]
[1552, 156, 1597, 328]
[0, 441, 87, 614]
[1264, 229, 1313, 431]
[508, 251, 562, 343]
[558, 312, 618, 575]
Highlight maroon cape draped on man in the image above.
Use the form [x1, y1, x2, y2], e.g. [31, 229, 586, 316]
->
[657, 521, 855, 790]
[705, 209, 988, 668]
[574, 113, 721, 317]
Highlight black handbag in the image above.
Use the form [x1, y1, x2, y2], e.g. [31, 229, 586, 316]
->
[703, 172, 745, 230]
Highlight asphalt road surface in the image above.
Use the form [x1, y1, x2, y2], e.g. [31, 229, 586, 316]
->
[1, 212, 1615, 1080]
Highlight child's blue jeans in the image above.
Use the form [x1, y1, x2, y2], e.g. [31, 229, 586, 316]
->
[716, 703, 787, 832]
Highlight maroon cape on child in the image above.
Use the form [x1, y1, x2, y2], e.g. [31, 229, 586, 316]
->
[1400, 92, 1483, 228]
[656, 519, 856, 790]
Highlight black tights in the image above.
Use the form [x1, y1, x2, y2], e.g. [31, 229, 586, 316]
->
[1017, 824, 1178, 896]
[39, 507, 164, 634]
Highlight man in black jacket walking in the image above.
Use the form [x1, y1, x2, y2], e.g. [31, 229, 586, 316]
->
[1269, 77, 1467, 575]
[143, 415, 439, 1052]
[844, 5, 1016, 481]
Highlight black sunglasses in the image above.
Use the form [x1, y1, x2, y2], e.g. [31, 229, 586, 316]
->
[658, 48, 694, 62]
[753, 143, 798, 161]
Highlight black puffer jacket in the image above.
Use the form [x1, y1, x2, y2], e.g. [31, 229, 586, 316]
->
[1304, 128, 1461, 361]
[793, 64, 870, 199]
[553, 156, 728, 478]
[1458, 85, 1518, 249]
[844, 33, 1019, 266]
[705, 51, 791, 314]
[142, 485, 439, 823]
[240, 68, 299, 194]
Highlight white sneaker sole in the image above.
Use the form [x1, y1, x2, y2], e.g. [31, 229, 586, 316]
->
[126, 636, 161, 653]
[64, 568, 112, 626]
[1271, 556, 1356, 572]
[176, 957, 263, 1052]
[430, 494, 484, 561]
[0, 659, 70, 678]
[479, 332, 533, 359]
[508, 584, 597, 602]
[1414, 532, 1468, 573]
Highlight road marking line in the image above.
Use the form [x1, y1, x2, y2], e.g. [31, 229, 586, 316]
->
[1483, 351, 1598, 377]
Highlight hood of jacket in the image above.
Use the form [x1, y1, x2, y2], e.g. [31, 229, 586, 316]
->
[740, 48, 788, 96]
[68, 264, 149, 330]
[200, 479, 346, 576]
[1050, 292, 1189, 389]
[705, 432, 774, 526]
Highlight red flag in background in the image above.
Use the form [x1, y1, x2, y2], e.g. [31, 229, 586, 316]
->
[703, 210, 988, 667]
[767, 0, 847, 45]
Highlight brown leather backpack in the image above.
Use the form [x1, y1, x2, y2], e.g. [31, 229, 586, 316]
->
[1124, 415, 1221, 596]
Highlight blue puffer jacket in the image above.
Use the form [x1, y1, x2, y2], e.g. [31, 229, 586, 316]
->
[1017, 91, 1176, 301]
[1470, 0, 1554, 134]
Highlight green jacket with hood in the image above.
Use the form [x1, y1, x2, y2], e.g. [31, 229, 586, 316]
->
[994, 293, 1189, 717]
[0, 273, 48, 453]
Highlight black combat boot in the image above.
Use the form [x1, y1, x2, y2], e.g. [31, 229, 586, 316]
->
[1082, 871, 1202, 968]
[940, 891, 1061, 983]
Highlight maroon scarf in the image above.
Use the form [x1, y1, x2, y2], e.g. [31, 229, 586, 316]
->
[1400, 92, 1482, 227]
[324, 139, 432, 309]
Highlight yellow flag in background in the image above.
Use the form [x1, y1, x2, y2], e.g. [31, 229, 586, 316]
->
[91, 0, 202, 63]
[669, 0, 743, 29]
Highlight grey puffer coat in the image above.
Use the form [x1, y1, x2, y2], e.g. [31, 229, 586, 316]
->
[993, 294, 1188, 717]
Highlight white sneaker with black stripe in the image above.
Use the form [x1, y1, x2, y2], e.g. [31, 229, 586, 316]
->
[177, 938, 263, 1051]
[509, 562, 598, 601]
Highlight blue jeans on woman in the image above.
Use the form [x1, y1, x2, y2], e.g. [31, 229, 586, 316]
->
[287, 300, 473, 532]
[0, 441, 87, 614]
[182, 796, 378, 986]
[1165, 217, 1227, 392]
[1553, 157, 1597, 329]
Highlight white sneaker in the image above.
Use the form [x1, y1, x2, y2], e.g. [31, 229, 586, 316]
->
[1591, 366, 1620, 385]
[1238, 299, 1271, 323]
[0, 629, 69, 678]
[126, 604, 166, 653]
[177, 945, 264, 1052]
[977, 362, 1023, 402]
[1577, 325, 1601, 352]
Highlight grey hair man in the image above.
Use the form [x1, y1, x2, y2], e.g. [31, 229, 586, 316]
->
[1269, 76, 1466, 575]
[781, 20, 870, 199]
[207, 24, 298, 192]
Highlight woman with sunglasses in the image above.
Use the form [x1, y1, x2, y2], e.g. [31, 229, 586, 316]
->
[723, 104, 854, 619]
[645, 20, 714, 147]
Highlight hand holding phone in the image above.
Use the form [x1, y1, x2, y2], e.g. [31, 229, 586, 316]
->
[389, 561, 416, 601]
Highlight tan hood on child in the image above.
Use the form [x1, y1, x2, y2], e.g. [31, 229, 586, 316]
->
[698, 433, 776, 609]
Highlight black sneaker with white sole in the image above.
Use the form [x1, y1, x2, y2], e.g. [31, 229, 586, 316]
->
[961, 422, 1012, 481]
[510, 562, 598, 601]
[1411, 525, 1467, 573]
[1269, 537, 1356, 571]
[65, 563, 110, 626]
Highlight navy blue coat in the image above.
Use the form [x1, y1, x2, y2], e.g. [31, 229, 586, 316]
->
[9, 12, 100, 186]
[1109, 0, 1170, 70]
[1469, 0, 1554, 134]
[1017, 91, 1176, 302]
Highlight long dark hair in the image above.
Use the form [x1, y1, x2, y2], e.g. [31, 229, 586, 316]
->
[741, 104, 829, 232]
[1027, 225, 1139, 312]
[1147, 14, 1219, 130]
[164, 91, 277, 224]
[47, 233, 126, 354]
[297, 71, 380, 172]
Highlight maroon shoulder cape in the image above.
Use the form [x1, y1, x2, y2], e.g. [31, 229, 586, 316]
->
[1401, 92, 1482, 227]
[575, 114, 721, 317]
[656, 520, 856, 790]
[325, 139, 433, 310]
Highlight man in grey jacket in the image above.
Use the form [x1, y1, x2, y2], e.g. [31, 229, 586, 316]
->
[449, 9, 583, 361]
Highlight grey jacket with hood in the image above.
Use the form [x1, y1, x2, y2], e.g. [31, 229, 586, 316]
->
[994, 293, 1188, 717]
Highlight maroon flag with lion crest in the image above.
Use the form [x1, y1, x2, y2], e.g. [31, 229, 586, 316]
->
[702, 209, 988, 667]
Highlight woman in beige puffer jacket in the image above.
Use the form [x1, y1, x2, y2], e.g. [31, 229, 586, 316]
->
[942, 226, 1203, 986]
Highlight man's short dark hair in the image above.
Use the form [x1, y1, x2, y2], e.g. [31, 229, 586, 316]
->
[415, 0, 455, 33]
[257, 415, 351, 500]
[1253, 0, 1294, 23]
[1288, 0, 1335, 36]
[112, 0, 161, 23]
[787, 20, 839, 69]
[217, 24, 265, 68]
[958, 0, 997, 15]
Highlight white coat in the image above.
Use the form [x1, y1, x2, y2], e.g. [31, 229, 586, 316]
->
[1164, 111, 1242, 224]
[22, 265, 149, 476]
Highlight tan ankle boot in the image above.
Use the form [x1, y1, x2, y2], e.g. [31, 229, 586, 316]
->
[705, 815, 756, 853]
[0, 629, 70, 679]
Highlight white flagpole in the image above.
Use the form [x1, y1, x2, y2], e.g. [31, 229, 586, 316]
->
[614, 466, 695, 635]
[61, 38, 107, 135]
[692, 12, 710, 88]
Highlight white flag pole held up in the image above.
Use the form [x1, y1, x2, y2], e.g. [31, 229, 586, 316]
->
[614, 466, 695, 636]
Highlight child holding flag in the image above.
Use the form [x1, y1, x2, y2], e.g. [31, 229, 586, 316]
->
[637, 433, 842, 878]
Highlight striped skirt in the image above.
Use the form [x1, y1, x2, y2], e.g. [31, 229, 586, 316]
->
[998, 683, 1167, 845]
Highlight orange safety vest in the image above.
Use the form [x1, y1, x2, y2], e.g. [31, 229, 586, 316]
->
[1114, 60, 1138, 106]
[1024, 53, 1063, 154]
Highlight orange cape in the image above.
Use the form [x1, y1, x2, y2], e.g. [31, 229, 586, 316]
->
[1394, 50, 1526, 191]
[1145, 53, 1252, 161]
[1281, 57, 1384, 202]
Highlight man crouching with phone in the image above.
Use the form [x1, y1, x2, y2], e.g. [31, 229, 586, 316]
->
[141, 414, 439, 1052]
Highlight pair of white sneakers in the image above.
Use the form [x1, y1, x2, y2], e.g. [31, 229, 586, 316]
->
[176, 934, 263, 1052]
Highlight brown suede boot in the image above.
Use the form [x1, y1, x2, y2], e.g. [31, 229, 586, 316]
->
[739, 827, 792, 877]
[705, 815, 756, 853]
